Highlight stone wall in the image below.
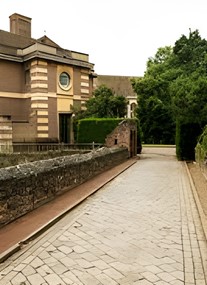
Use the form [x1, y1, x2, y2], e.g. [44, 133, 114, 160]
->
[0, 147, 128, 227]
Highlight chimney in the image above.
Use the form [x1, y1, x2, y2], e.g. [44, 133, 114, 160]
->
[9, 13, 31, 38]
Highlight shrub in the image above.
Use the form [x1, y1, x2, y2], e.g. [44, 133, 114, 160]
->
[195, 125, 207, 164]
[176, 120, 202, 161]
[77, 118, 124, 143]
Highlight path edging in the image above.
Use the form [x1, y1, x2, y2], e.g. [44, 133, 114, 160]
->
[184, 162, 207, 241]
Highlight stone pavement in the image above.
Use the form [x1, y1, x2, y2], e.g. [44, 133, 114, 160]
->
[0, 147, 207, 285]
[0, 158, 137, 260]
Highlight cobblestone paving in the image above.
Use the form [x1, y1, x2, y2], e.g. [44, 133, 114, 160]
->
[0, 148, 207, 285]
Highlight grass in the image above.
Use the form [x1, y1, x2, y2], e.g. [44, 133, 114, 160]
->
[142, 144, 175, 148]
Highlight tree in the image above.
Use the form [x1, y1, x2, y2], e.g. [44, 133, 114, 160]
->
[72, 85, 128, 142]
[85, 85, 127, 118]
[171, 30, 207, 127]
[170, 30, 207, 159]
[131, 46, 176, 144]
[132, 29, 207, 159]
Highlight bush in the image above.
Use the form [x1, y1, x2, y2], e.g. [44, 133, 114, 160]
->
[176, 120, 201, 161]
[195, 125, 207, 164]
[77, 118, 124, 143]
[77, 118, 142, 152]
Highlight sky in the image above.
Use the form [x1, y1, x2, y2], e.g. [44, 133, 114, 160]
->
[1, 0, 207, 76]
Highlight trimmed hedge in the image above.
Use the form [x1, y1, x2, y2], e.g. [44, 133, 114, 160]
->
[176, 120, 201, 161]
[76, 118, 142, 150]
[77, 118, 124, 143]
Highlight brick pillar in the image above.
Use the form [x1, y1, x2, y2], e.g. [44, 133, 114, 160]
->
[0, 116, 13, 153]
[30, 60, 49, 141]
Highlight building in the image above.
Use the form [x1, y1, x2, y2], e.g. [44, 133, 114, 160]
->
[0, 13, 95, 151]
[94, 75, 139, 118]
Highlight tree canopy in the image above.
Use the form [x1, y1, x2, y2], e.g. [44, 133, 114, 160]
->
[171, 30, 207, 126]
[132, 30, 207, 158]
[72, 84, 128, 141]
[85, 84, 127, 118]
[131, 46, 176, 144]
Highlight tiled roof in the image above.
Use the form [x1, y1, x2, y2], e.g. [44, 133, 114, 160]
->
[95, 75, 139, 98]
[0, 30, 35, 49]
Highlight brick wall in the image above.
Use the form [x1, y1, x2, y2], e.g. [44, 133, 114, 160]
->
[105, 120, 137, 157]
[0, 60, 24, 93]
[0, 116, 13, 152]
[0, 147, 129, 227]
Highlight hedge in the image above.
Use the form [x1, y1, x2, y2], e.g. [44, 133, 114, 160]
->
[195, 125, 207, 164]
[77, 118, 124, 143]
[76, 118, 142, 148]
[176, 120, 202, 161]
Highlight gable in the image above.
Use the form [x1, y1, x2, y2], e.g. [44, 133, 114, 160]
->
[37, 36, 60, 48]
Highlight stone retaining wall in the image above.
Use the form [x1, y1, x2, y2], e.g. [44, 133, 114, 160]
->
[0, 147, 129, 227]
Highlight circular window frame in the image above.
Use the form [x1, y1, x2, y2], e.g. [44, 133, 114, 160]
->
[59, 72, 71, 91]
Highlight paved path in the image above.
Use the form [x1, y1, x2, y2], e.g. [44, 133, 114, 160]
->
[0, 159, 136, 259]
[0, 147, 207, 285]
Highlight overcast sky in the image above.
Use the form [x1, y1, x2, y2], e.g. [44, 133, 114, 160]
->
[1, 0, 207, 76]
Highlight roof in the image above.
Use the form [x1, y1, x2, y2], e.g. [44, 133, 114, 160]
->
[95, 75, 140, 98]
[0, 30, 35, 51]
[37, 36, 60, 48]
[0, 30, 94, 70]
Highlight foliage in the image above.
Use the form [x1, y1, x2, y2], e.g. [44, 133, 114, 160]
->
[72, 85, 128, 142]
[171, 30, 207, 126]
[77, 118, 123, 143]
[85, 85, 127, 118]
[173, 30, 207, 75]
[132, 30, 207, 159]
[136, 117, 142, 153]
[77, 118, 142, 154]
[195, 125, 207, 163]
[172, 30, 207, 159]
[176, 120, 201, 160]
[131, 46, 176, 144]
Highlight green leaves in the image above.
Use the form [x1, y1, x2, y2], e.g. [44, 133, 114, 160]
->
[85, 84, 127, 118]
[132, 29, 207, 150]
[171, 72, 207, 125]
[173, 30, 207, 75]
[132, 46, 175, 144]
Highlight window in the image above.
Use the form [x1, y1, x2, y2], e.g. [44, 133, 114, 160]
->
[59, 72, 70, 89]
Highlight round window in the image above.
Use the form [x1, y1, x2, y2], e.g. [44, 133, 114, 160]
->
[59, 72, 70, 89]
